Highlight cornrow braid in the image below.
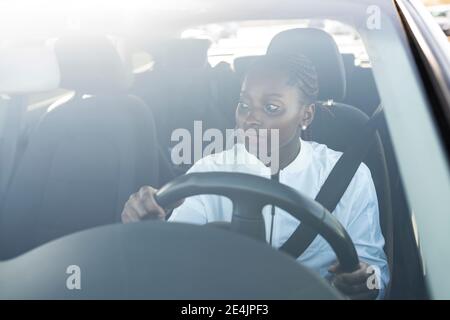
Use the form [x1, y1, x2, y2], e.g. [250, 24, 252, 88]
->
[246, 53, 319, 105]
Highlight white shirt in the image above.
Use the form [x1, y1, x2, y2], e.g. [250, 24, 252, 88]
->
[169, 138, 389, 298]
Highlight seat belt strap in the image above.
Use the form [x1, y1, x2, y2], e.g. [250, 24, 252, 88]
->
[280, 105, 384, 258]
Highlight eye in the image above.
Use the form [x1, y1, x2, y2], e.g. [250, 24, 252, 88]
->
[237, 101, 250, 111]
[264, 104, 281, 114]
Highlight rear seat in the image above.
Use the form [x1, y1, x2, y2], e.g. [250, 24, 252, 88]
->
[132, 39, 239, 185]
[233, 55, 261, 84]
[341, 53, 381, 116]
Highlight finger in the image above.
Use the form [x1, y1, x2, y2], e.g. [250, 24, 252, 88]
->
[328, 262, 340, 273]
[128, 194, 151, 220]
[122, 203, 141, 223]
[138, 186, 166, 218]
[333, 278, 376, 295]
[337, 263, 372, 285]
[145, 193, 167, 219]
[139, 186, 182, 212]
[121, 211, 130, 223]
[121, 195, 136, 223]
[332, 277, 355, 295]
[138, 185, 155, 199]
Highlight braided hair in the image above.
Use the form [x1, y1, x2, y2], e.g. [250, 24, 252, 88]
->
[245, 53, 319, 140]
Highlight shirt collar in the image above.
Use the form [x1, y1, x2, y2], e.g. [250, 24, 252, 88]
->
[232, 138, 312, 175]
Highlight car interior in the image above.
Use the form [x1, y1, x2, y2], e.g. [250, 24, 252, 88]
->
[0, 8, 430, 299]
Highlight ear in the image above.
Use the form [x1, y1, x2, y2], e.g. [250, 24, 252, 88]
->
[301, 103, 315, 127]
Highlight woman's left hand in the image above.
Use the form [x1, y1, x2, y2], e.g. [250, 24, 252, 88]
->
[328, 261, 380, 300]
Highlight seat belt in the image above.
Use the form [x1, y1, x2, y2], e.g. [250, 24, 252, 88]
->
[280, 105, 384, 258]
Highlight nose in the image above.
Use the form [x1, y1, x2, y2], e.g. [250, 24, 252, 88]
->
[244, 110, 263, 130]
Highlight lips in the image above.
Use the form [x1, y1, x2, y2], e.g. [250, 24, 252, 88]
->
[243, 131, 266, 141]
[235, 127, 270, 150]
[244, 128, 268, 138]
[242, 131, 269, 153]
[247, 134, 267, 144]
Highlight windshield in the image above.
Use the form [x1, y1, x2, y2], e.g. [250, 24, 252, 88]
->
[0, 0, 445, 302]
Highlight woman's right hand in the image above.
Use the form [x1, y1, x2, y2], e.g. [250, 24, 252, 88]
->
[121, 186, 167, 223]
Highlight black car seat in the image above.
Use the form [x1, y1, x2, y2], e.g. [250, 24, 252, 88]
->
[233, 55, 261, 84]
[341, 53, 381, 116]
[209, 61, 241, 129]
[0, 35, 159, 259]
[0, 45, 61, 203]
[267, 28, 393, 295]
[132, 39, 238, 184]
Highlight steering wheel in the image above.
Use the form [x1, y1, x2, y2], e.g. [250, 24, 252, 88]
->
[155, 172, 359, 273]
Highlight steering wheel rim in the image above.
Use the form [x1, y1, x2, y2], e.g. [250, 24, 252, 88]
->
[155, 172, 359, 273]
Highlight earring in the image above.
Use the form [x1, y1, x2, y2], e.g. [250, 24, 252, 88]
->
[301, 125, 308, 131]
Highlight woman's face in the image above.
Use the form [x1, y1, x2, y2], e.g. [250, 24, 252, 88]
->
[235, 67, 315, 152]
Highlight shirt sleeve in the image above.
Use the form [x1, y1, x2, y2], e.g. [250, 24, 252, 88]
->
[343, 163, 390, 299]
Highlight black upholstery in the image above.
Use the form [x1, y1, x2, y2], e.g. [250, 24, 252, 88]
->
[135, 38, 237, 132]
[341, 53, 381, 116]
[341, 53, 356, 71]
[0, 36, 159, 260]
[132, 39, 238, 184]
[267, 28, 346, 101]
[209, 61, 240, 127]
[233, 55, 261, 82]
[153, 38, 211, 69]
[55, 35, 132, 94]
[267, 28, 393, 294]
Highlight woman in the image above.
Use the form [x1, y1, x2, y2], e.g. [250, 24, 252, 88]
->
[121, 53, 389, 300]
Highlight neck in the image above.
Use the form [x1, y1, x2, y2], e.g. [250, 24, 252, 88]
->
[278, 137, 301, 171]
[243, 136, 301, 174]
[265, 137, 301, 175]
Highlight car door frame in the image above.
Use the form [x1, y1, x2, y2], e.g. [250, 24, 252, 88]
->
[391, 0, 450, 299]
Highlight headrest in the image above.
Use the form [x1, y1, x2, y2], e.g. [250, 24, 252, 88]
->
[267, 28, 346, 101]
[233, 55, 261, 80]
[0, 46, 60, 94]
[342, 53, 356, 68]
[54, 36, 131, 94]
[153, 38, 211, 69]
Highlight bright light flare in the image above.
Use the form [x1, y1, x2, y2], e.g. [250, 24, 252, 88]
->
[0, 0, 210, 42]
